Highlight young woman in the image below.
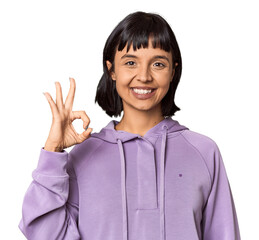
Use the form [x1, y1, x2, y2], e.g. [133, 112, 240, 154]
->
[19, 11, 241, 240]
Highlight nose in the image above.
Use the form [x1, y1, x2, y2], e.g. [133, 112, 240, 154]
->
[136, 64, 152, 82]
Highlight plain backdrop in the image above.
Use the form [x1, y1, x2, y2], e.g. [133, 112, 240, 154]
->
[0, 0, 258, 239]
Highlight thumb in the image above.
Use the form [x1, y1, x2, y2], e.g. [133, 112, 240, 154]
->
[79, 128, 93, 141]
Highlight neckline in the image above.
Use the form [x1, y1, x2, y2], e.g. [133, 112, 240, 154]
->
[112, 117, 169, 137]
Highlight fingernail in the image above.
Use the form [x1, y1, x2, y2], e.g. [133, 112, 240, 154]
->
[69, 77, 72, 81]
[43, 92, 45, 96]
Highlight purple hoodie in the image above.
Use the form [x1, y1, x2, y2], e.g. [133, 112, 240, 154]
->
[19, 117, 241, 240]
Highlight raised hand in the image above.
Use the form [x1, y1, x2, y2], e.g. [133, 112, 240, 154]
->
[43, 77, 93, 152]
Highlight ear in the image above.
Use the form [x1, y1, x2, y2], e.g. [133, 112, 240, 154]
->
[170, 62, 178, 82]
[106, 60, 116, 81]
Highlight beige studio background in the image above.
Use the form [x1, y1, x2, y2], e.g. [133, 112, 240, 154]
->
[0, 0, 258, 239]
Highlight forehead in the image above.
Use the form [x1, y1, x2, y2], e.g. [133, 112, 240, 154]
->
[115, 38, 172, 60]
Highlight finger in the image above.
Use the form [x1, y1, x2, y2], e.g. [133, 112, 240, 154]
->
[43, 92, 59, 117]
[71, 110, 91, 129]
[55, 81, 64, 111]
[64, 77, 76, 111]
[78, 128, 93, 142]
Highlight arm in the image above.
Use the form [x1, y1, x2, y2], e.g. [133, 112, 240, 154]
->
[202, 143, 241, 240]
[18, 147, 80, 240]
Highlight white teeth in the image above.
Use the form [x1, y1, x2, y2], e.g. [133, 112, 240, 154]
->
[132, 88, 153, 94]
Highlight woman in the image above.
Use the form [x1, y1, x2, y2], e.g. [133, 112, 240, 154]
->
[19, 11, 241, 240]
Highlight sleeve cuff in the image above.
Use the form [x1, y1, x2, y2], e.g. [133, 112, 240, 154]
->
[34, 147, 69, 176]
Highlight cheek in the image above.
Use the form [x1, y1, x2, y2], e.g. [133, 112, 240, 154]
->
[114, 72, 131, 96]
[156, 73, 172, 88]
[115, 69, 134, 85]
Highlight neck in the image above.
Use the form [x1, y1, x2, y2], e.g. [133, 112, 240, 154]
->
[115, 104, 165, 137]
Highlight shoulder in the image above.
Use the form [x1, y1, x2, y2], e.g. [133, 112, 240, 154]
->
[179, 129, 223, 181]
[180, 129, 220, 154]
[67, 136, 104, 169]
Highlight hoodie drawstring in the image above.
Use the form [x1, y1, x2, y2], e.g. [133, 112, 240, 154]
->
[117, 139, 128, 240]
[116, 124, 168, 240]
[160, 125, 168, 240]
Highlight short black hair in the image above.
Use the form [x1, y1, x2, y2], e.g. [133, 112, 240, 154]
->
[95, 11, 182, 118]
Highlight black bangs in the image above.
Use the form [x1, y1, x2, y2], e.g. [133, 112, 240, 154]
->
[117, 12, 172, 53]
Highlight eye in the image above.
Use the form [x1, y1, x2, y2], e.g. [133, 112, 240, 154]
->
[154, 62, 165, 68]
[125, 61, 136, 66]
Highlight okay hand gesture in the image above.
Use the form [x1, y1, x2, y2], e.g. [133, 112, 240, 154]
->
[43, 77, 93, 152]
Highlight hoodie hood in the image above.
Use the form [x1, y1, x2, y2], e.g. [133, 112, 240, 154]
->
[91, 116, 188, 144]
[91, 117, 189, 240]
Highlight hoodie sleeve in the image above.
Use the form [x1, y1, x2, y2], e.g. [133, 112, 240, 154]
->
[18, 147, 80, 240]
[201, 142, 241, 240]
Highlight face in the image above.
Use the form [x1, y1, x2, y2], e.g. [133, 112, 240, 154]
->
[106, 38, 177, 115]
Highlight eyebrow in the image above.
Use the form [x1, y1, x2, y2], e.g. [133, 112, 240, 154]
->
[121, 54, 170, 63]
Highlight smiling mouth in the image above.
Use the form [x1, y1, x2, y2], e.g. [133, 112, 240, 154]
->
[130, 88, 156, 94]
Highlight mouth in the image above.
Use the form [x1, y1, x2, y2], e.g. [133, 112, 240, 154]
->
[130, 87, 156, 94]
[130, 87, 157, 100]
